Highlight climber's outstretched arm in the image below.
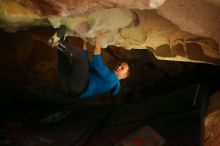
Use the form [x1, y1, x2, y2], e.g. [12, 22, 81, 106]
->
[94, 32, 103, 55]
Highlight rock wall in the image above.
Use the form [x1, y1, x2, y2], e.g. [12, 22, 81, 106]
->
[0, 0, 220, 65]
[205, 91, 220, 146]
[0, 0, 49, 32]
[157, 0, 220, 53]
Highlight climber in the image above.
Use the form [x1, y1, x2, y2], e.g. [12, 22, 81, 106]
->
[49, 25, 130, 99]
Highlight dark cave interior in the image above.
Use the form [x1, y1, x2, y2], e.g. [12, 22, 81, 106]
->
[0, 27, 220, 146]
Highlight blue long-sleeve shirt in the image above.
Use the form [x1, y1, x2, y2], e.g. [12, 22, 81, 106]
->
[80, 51, 120, 98]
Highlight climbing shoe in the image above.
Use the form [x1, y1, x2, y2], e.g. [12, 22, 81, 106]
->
[48, 25, 67, 48]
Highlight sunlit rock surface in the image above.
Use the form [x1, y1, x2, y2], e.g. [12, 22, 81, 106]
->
[0, 0, 220, 64]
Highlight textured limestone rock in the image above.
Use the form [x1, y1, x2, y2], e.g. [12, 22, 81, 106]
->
[206, 0, 220, 7]
[0, 0, 49, 32]
[14, 0, 165, 16]
[157, 0, 220, 52]
[0, 0, 220, 64]
[48, 9, 219, 64]
[48, 8, 135, 40]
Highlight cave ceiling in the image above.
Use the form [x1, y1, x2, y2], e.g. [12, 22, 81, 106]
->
[0, 0, 220, 64]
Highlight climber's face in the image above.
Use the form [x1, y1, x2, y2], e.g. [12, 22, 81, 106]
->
[114, 62, 129, 80]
